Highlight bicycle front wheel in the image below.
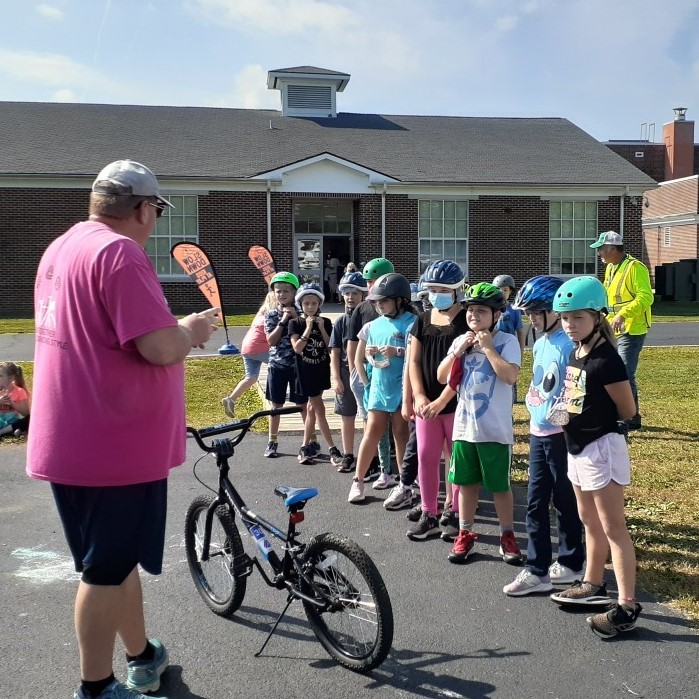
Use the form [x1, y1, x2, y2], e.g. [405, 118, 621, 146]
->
[184, 495, 247, 617]
[300, 533, 393, 671]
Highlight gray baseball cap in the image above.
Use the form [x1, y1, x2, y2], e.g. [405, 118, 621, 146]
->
[92, 160, 173, 207]
[590, 230, 623, 248]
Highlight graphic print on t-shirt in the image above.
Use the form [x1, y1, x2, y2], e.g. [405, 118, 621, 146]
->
[460, 338, 508, 419]
[563, 365, 586, 415]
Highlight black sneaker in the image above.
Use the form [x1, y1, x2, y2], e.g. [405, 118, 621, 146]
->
[406, 502, 423, 522]
[363, 456, 381, 482]
[440, 508, 459, 542]
[406, 513, 440, 540]
[329, 446, 343, 466]
[587, 602, 642, 638]
[308, 440, 321, 457]
[337, 454, 355, 473]
[550, 581, 612, 606]
[297, 445, 316, 465]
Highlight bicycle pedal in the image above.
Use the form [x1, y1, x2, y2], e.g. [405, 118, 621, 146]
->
[232, 553, 254, 578]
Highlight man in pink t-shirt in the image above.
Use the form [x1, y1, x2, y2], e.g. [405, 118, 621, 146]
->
[27, 160, 219, 699]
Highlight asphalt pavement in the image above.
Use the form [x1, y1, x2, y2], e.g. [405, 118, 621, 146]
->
[1, 435, 696, 699]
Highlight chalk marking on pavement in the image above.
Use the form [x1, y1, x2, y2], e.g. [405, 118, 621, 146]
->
[11, 547, 81, 584]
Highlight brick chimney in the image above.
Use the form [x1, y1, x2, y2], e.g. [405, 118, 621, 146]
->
[663, 107, 695, 181]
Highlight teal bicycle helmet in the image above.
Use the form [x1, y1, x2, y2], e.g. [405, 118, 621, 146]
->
[552, 276, 608, 313]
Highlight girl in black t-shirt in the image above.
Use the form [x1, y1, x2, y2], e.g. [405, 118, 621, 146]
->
[549, 276, 642, 639]
[290, 284, 342, 466]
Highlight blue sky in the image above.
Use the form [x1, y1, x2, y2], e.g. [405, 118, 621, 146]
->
[2, 0, 698, 142]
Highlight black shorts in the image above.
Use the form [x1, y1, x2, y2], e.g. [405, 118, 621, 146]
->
[334, 363, 357, 416]
[265, 364, 308, 405]
[51, 479, 168, 586]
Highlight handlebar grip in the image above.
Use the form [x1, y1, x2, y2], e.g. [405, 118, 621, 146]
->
[195, 420, 247, 439]
[270, 406, 304, 417]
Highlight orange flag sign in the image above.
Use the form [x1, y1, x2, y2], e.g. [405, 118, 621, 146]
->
[171, 242, 224, 313]
[247, 245, 277, 285]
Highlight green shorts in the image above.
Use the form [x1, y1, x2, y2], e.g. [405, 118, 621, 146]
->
[448, 440, 512, 492]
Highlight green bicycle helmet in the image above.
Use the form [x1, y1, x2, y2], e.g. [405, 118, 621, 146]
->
[552, 276, 608, 313]
[463, 282, 506, 312]
[362, 257, 394, 280]
[269, 271, 300, 290]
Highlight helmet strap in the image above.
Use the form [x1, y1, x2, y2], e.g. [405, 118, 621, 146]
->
[579, 313, 602, 348]
[543, 311, 560, 334]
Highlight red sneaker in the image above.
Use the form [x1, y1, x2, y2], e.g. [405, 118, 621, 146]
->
[499, 530, 523, 564]
[448, 530, 478, 564]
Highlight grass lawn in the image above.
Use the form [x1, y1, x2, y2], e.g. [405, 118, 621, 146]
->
[5, 347, 699, 623]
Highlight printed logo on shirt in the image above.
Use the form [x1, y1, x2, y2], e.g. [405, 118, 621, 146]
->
[36, 294, 68, 350]
[527, 360, 563, 407]
[458, 339, 507, 419]
[563, 365, 586, 415]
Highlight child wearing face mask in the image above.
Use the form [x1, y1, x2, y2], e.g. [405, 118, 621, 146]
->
[404, 260, 469, 541]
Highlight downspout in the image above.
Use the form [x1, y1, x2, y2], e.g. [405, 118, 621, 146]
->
[266, 180, 272, 251]
[619, 186, 628, 238]
[381, 182, 387, 258]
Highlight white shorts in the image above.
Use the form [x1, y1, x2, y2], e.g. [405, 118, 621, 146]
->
[567, 432, 630, 492]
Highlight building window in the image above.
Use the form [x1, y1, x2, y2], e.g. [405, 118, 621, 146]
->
[293, 201, 353, 235]
[549, 201, 598, 275]
[418, 200, 468, 274]
[145, 195, 199, 276]
[663, 227, 671, 247]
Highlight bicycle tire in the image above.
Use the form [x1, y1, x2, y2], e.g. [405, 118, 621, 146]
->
[300, 533, 394, 671]
[184, 495, 247, 617]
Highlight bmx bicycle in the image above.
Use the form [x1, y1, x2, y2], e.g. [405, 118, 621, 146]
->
[185, 407, 394, 672]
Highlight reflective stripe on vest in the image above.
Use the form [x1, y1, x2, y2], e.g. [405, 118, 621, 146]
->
[606, 256, 634, 312]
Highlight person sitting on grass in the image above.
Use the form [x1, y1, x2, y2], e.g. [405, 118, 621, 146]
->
[0, 361, 30, 437]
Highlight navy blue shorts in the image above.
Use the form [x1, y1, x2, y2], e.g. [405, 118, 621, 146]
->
[51, 479, 168, 586]
[265, 364, 308, 405]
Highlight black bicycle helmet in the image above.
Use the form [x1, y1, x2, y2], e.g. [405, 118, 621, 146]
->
[366, 272, 412, 302]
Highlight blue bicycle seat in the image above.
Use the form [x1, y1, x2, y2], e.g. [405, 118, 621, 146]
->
[274, 485, 319, 507]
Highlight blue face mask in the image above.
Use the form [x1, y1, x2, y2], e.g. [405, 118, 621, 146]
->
[428, 291, 454, 310]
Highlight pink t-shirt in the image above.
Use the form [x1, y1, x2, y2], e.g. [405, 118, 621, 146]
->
[27, 221, 185, 486]
[240, 310, 269, 356]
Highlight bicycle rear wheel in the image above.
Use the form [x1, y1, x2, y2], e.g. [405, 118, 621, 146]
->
[300, 533, 393, 671]
[184, 495, 247, 617]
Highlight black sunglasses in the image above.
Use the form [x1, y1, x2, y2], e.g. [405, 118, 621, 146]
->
[146, 201, 166, 218]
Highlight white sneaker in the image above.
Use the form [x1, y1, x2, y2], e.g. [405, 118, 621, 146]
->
[549, 561, 584, 584]
[348, 479, 365, 503]
[383, 484, 413, 510]
[372, 472, 398, 490]
[221, 396, 235, 418]
[503, 569, 553, 596]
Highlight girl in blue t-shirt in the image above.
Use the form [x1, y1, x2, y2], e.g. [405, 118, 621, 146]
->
[348, 273, 416, 503]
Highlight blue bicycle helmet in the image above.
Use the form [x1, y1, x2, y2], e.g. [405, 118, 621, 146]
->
[513, 275, 565, 312]
[338, 271, 367, 294]
[422, 259, 465, 289]
[295, 282, 325, 306]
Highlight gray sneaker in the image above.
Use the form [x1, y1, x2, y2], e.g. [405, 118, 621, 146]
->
[383, 484, 413, 510]
[406, 513, 440, 540]
[126, 638, 169, 693]
[440, 509, 460, 542]
[406, 502, 423, 522]
[550, 580, 611, 606]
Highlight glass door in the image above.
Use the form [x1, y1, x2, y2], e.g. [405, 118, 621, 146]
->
[295, 236, 323, 284]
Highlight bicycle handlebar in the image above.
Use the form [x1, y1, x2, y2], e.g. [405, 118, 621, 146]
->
[187, 406, 303, 453]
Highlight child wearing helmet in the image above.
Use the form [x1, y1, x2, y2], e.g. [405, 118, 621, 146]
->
[493, 274, 527, 402]
[436, 282, 523, 565]
[404, 260, 468, 541]
[345, 257, 396, 483]
[328, 271, 368, 472]
[548, 276, 642, 638]
[288, 283, 341, 465]
[263, 272, 308, 458]
[348, 273, 417, 503]
[503, 276, 584, 597]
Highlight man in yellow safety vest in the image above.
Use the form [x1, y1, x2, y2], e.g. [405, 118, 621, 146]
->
[590, 231, 653, 430]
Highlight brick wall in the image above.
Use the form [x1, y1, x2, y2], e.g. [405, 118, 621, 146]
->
[0, 188, 646, 316]
[605, 143, 666, 183]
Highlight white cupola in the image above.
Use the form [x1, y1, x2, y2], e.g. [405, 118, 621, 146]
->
[267, 66, 351, 119]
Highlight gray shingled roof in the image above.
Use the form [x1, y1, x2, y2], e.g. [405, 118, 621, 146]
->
[0, 101, 655, 187]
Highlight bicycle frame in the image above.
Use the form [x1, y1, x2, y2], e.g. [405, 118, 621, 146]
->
[188, 408, 326, 608]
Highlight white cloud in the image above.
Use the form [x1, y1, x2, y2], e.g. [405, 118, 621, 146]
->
[495, 15, 518, 32]
[212, 64, 280, 108]
[35, 4, 64, 20]
[0, 50, 103, 88]
[188, 0, 358, 34]
[52, 88, 79, 102]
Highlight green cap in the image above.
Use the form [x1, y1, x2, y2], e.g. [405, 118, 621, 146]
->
[590, 231, 623, 248]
